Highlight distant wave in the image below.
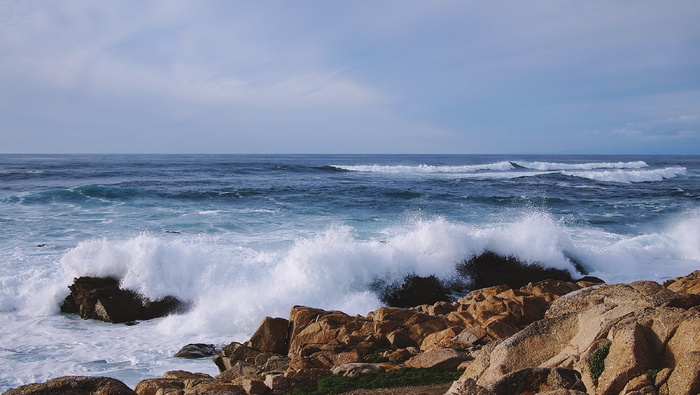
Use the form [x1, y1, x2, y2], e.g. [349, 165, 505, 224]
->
[562, 167, 686, 183]
[330, 162, 515, 173]
[514, 160, 649, 171]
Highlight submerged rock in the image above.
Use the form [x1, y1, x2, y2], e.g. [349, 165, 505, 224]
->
[60, 276, 186, 324]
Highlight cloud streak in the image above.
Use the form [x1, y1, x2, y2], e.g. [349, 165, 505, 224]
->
[1, 1, 699, 153]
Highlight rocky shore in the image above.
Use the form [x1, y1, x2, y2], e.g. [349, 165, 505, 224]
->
[5, 269, 700, 395]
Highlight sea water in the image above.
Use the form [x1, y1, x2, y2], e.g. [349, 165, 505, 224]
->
[0, 154, 699, 390]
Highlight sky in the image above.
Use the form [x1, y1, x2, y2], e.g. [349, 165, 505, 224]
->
[1, 1, 699, 154]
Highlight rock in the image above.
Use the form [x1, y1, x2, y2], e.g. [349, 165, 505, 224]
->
[4, 376, 136, 395]
[453, 326, 487, 346]
[60, 276, 186, 323]
[596, 321, 653, 395]
[378, 274, 464, 307]
[216, 362, 261, 381]
[666, 351, 700, 395]
[264, 374, 288, 391]
[247, 317, 290, 354]
[238, 377, 269, 394]
[664, 270, 700, 295]
[213, 342, 275, 373]
[445, 378, 495, 395]
[174, 343, 218, 359]
[134, 377, 184, 395]
[405, 348, 470, 371]
[457, 252, 576, 290]
[331, 362, 385, 377]
[484, 367, 587, 395]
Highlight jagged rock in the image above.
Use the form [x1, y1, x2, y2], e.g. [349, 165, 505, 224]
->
[4, 376, 136, 395]
[60, 276, 185, 323]
[237, 377, 268, 394]
[458, 252, 577, 290]
[457, 280, 700, 395]
[484, 367, 587, 394]
[378, 274, 462, 307]
[664, 270, 700, 295]
[174, 343, 218, 359]
[405, 348, 470, 371]
[247, 316, 290, 354]
[216, 362, 261, 381]
[264, 374, 288, 391]
[134, 377, 184, 395]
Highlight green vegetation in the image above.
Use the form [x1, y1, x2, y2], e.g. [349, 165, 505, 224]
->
[290, 367, 463, 395]
[646, 367, 662, 380]
[590, 342, 611, 379]
[363, 348, 390, 363]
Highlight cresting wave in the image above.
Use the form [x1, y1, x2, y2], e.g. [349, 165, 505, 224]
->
[45, 209, 700, 341]
[330, 162, 515, 173]
[332, 160, 686, 183]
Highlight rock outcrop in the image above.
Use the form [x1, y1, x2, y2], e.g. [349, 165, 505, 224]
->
[454, 271, 700, 395]
[12, 270, 700, 395]
[3, 376, 137, 395]
[60, 276, 186, 324]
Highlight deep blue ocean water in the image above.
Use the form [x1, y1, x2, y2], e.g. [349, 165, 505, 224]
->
[1, 154, 699, 390]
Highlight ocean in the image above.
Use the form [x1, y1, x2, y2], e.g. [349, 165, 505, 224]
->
[1, 154, 699, 391]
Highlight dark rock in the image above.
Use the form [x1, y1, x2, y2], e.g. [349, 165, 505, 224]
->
[60, 276, 186, 324]
[4, 375, 136, 395]
[174, 343, 218, 359]
[458, 252, 576, 291]
[375, 252, 579, 308]
[485, 367, 587, 395]
[377, 274, 463, 308]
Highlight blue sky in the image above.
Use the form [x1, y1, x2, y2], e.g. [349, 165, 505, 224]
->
[1, 1, 699, 154]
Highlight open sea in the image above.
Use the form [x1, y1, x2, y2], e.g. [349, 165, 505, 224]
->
[1, 154, 699, 391]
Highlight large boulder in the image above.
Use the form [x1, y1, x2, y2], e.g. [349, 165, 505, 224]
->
[458, 280, 700, 395]
[60, 276, 186, 323]
[246, 316, 290, 354]
[4, 376, 136, 395]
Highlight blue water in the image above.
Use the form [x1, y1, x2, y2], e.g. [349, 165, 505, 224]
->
[1, 154, 699, 390]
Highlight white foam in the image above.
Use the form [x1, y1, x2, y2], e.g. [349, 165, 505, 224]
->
[515, 160, 648, 171]
[562, 167, 686, 183]
[3, 210, 700, 390]
[331, 162, 515, 173]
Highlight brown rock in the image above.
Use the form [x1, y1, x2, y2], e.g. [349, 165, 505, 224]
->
[4, 376, 136, 395]
[420, 327, 461, 350]
[134, 378, 184, 395]
[247, 316, 290, 354]
[664, 270, 700, 295]
[483, 316, 519, 340]
[405, 348, 470, 371]
[386, 329, 417, 348]
[666, 351, 700, 395]
[596, 321, 654, 395]
[184, 382, 245, 394]
[484, 367, 587, 395]
[453, 326, 487, 346]
[238, 377, 269, 394]
[287, 306, 325, 350]
[264, 374, 288, 391]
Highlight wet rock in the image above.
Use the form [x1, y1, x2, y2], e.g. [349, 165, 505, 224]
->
[174, 343, 218, 359]
[60, 276, 186, 324]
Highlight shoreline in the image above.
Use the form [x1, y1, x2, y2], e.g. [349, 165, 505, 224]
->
[6, 269, 700, 394]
